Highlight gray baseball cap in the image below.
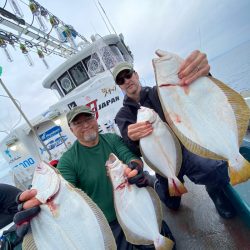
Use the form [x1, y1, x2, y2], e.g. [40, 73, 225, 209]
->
[66, 105, 94, 124]
[112, 62, 133, 81]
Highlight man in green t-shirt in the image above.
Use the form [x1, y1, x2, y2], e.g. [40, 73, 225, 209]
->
[57, 105, 144, 224]
[15, 105, 175, 249]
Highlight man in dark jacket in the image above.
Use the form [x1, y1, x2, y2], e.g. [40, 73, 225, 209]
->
[0, 184, 21, 229]
[114, 50, 236, 219]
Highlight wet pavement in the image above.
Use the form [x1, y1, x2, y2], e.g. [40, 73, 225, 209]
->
[163, 177, 250, 250]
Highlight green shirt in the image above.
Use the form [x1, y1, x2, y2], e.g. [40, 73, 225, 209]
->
[57, 133, 140, 222]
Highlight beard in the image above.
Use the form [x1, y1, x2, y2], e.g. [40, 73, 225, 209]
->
[83, 131, 98, 142]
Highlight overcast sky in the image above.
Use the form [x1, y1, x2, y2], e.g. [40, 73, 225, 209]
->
[0, 0, 250, 147]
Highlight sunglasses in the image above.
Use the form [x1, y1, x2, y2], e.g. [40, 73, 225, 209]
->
[115, 69, 134, 85]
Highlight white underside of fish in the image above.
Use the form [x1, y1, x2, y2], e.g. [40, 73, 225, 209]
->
[140, 120, 178, 175]
[25, 161, 116, 250]
[30, 178, 107, 250]
[153, 50, 250, 185]
[159, 78, 239, 161]
[138, 107, 186, 196]
[115, 185, 160, 240]
[106, 154, 174, 249]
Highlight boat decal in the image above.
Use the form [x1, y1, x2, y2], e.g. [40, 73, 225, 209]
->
[101, 86, 116, 97]
[39, 126, 62, 141]
[98, 96, 120, 110]
[39, 135, 68, 154]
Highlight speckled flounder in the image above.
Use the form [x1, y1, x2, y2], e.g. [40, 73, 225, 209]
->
[106, 153, 174, 250]
[152, 50, 250, 185]
[22, 161, 116, 250]
[137, 106, 187, 196]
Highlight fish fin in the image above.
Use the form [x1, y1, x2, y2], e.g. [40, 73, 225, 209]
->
[156, 83, 224, 161]
[140, 122, 183, 177]
[23, 230, 38, 250]
[154, 234, 174, 250]
[168, 178, 188, 196]
[116, 187, 163, 245]
[115, 210, 153, 245]
[164, 123, 183, 175]
[75, 188, 117, 250]
[211, 77, 250, 145]
[229, 158, 250, 185]
[147, 187, 164, 230]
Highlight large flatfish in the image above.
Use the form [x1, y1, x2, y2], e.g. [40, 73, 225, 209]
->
[152, 50, 250, 185]
[22, 161, 116, 250]
[106, 153, 174, 250]
[138, 106, 187, 196]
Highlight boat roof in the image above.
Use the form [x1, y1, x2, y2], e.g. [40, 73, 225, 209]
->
[42, 34, 121, 89]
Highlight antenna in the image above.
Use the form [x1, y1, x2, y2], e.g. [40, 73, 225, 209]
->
[93, 0, 111, 34]
[93, 0, 117, 35]
[97, 1, 117, 35]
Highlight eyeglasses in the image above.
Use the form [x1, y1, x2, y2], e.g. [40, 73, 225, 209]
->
[70, 116, 94, 128]
[115, 69, 134, 85]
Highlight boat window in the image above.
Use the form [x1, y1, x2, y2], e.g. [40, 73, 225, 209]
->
[51, 81, 64, 98]
[58, 72, 75, 95]
[101, 44, 124, 69]
[82, 53, 104, 77]
[68, 62, 89, 86]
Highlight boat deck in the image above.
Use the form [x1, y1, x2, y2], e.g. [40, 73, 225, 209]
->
[1, 179, 249, 249]
[163, 178, 250, 249]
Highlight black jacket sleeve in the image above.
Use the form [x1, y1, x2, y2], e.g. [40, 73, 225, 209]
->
[0, 184, 21, 228]
[115, 107, 141, 156]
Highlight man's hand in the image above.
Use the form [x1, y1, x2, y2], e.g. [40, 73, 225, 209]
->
[128, 121, 153, 141]
[125, 161, 153, 188]
[177, 50, 210, 85]
[14, 189, 41, 238]
[155, 49, 210, 85]
[18, 189, 41, 209]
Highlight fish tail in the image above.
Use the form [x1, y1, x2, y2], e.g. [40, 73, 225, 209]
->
[229, 158, 250, 185]
[154, 234, 174, 250]
[168, 178, 188, 196]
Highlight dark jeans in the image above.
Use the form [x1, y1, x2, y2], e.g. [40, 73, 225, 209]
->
[109, 219, 175, 250]
[155, 146, 230, 208]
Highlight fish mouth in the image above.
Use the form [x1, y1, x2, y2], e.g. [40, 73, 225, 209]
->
[106, 153, 118, 168]
[36, 162, 48, 174]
